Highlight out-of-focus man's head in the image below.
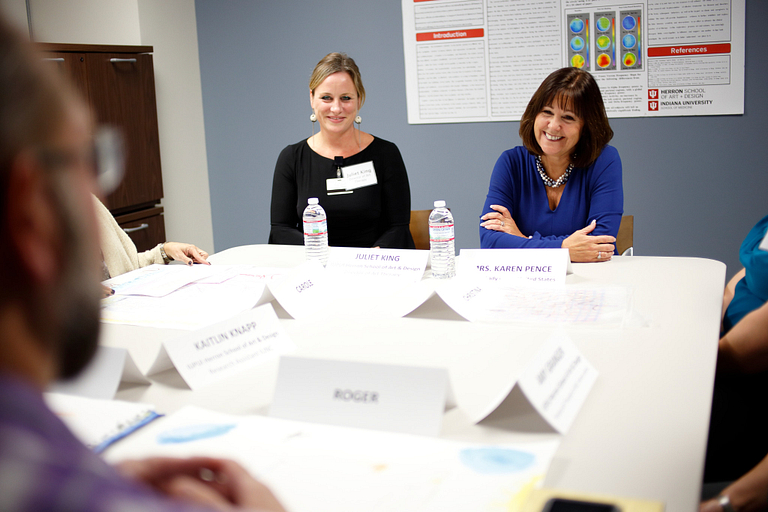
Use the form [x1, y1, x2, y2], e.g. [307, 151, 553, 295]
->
[0, 14, 103, 384]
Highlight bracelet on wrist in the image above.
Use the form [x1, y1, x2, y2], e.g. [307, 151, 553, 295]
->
[158, 243, 172, 264]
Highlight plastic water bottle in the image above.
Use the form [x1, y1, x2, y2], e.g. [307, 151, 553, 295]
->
[429, 200, 455, 279]
[303, 197, 328, 265]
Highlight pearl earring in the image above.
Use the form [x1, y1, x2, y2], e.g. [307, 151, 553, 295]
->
[310, 112, 317, 122]
[355, 115, 362, 124]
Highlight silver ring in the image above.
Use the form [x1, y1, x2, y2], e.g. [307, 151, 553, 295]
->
[597, 252, 602, 259]
[501, 221, 505, 227]
[718, 495, 735, 512]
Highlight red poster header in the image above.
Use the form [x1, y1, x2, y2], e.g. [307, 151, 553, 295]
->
[648, 43, 731, 57]
[416, 28, 484, 42]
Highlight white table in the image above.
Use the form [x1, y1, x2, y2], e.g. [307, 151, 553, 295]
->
[108, 245, 725, 512]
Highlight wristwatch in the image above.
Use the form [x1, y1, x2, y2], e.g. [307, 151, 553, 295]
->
[718, 495, 736, 512]
[158, 243, 172, 264]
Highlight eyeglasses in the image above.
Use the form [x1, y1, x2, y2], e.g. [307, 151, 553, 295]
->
[36, 126, 125, 195]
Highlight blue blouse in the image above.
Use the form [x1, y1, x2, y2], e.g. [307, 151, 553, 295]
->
[479, 145, 623, 250]
[722, 214, 768, 334]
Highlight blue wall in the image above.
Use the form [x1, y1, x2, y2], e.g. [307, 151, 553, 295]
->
[196, 0, 767, 276]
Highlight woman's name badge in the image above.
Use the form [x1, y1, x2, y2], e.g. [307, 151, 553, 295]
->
[326, 178, 352, 195]
[342, 161, 377, 190]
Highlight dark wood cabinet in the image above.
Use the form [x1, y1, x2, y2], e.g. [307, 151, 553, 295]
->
[38, 43, 165, 248]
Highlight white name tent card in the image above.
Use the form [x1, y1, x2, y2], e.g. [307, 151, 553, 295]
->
[269, 253, 433, 320]
[271, 356, 455, 436]
[341, 161, 377, 190]
[162, 304, 296, 390]
[49, 346, 148, 400]
[459, 248, 569, 285]
[326, 247, 428, 289]
[467, 332, 597, 434]
[267, 260, 331, 320]
[516, 331, 598, 434]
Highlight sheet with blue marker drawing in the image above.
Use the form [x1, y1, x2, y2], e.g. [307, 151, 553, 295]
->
[104, 405, 560, 512]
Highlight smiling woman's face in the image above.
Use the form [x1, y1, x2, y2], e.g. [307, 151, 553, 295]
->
[533, 102, 584, 162]
[310, 71, 360, 137]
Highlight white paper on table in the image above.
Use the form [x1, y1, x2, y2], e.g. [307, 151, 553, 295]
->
[101, 273, 272, 330]
[270, 356, 455, 437]
[105, 264, 218, 297]
[104, 405, 560, 512]
[163, 304, 296, 390]
[49, 346, 148, 400]
[459, 248, 569, 285]
[436, 277, 631, 326]
[46, 393, 161, 452]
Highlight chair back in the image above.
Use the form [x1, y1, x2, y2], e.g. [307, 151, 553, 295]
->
[409, 210, 432, 250]
[617, 215, 634, 256]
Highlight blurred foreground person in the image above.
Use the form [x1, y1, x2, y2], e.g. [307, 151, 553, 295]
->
[0, 14, 285, 512]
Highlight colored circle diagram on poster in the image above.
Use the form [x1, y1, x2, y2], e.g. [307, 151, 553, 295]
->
[622, 16, 637, 31]
[571, 54, 585, 69]
[623, 53, 637, 67]
[597, 35, 611, 50]
[596, 17, 611, 32]
[622, 34, 636, 49]
[570, 18, 585, 33]
[570, 36, 585, 52]
[597, 54, 612, 68]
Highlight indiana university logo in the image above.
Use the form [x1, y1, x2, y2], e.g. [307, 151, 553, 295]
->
[648, 101, 659, 111]
[648, 89, 659, 99]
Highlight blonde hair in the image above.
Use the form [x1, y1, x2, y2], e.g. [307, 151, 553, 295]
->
[309, 52, 366, 108]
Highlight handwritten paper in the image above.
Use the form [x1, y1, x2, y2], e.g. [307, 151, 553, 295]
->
[101, 268, 276, 330]
[105, 264, 217, 297]
[436, 278, 631, 325]
[163, 304, 295, 390]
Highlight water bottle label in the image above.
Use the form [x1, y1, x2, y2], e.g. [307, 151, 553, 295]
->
[304, 219, 328, 236]
[429, 224, 455, 242]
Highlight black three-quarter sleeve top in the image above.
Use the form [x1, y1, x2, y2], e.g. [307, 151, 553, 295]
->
[268, 137, 415, 249]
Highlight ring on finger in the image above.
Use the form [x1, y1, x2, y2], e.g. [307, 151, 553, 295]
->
[501, 221, 505, 227]
[597, 252, 602, 259]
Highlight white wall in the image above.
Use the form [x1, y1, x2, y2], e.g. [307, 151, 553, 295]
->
[27, 0, 215, 252]
[0, 0, 29, 34]
[136, 0, 213, 252]
[29, 0, 142, 44]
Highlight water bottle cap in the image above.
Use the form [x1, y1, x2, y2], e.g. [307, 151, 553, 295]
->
[308, 197, 319, 205]
[434, 200, 446, 207]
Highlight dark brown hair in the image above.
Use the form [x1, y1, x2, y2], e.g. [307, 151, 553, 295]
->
[519, 67, 613, 168]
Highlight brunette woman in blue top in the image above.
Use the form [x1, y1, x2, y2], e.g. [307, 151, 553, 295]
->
[480, 67, 623, 262]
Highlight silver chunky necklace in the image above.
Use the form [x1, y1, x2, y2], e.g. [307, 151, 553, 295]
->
[536, 156, 573, 188]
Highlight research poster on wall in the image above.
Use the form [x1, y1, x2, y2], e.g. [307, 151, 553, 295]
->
[401, 0, 745, 123]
